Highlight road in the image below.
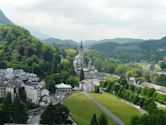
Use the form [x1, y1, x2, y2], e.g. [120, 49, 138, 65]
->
[83, 92, 125, 125]
[30, 114, 41, 124]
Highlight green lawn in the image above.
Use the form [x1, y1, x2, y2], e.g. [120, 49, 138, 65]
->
[64, 92, 116, 125]
[90, 93, 141, 125]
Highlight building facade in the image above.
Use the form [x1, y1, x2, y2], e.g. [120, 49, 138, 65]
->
[55, 83, 72, 95]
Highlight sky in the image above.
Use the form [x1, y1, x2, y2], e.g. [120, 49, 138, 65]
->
[0, 0, 166, 41]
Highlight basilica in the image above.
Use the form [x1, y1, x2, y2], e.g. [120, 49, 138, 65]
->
[73, 41, 109, 80]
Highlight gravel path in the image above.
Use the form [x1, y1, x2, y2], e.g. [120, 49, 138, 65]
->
[83, 92, 125, 125]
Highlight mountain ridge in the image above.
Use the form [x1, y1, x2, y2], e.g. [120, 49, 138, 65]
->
[90, 36, 166, 62]
[44, 37, 79, 47]
[0, 10, 13, 24]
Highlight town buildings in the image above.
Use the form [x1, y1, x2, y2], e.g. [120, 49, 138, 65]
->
[73, 41, 109, 80]
[0, 68, 50, 105]
[81, 79, 100, 92]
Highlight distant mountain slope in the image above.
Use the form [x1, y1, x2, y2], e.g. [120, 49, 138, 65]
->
[27, 27, 50, 40]
[99, 38, 144, 44]
[82, 40, 97, 47]
[0, 10, 13, 24]
[90, 37, 166, 62]
[44, 37, 79, 47]
[83, 38, 144, 47]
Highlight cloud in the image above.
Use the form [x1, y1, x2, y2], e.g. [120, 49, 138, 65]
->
[0, 0, 166, 40]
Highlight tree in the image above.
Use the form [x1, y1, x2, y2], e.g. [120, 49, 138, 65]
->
[130, 116, 140, 125]
[40, 103, 72, 124]
[65, 48, 77, 59]
[0, 103, 9, 124]
[131, 110, 166, 125]
[3, 92, 13, 122]
[132, 94, 139, 105]
[80, 68, 85, 81]
[98, 113, 108, 125]
[3, 92, 12, 105]
[45, 73, 61, 93]
[60, 59, 71, 71]
[139, 97, 145, 108]
[11, 100, 28, 123]
[127, 68, 142, 78]
[143, 98, 157, 113]
[60, 71, 70, 83]
[90, 113, 99, 125]
[18, 87, 27, 103]
[0, 61, 7, 69]
[113, 84, 121, 95]
[119, 76, 128, 89]
[148, 88, 156, 97]
[129, 84, 136, 91]
[66, 75, 79, 87]
[143, 71, 150, 82]
[160, 61, 166, 70]
[115, 64, 129, 74]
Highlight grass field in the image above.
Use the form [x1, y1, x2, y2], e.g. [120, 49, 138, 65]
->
[64, 93, 116, 125]
[90, 93, 141, 125]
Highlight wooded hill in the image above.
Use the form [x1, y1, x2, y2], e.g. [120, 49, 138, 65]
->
[90, 37, 166, 63]
[0, 24, 60, 77]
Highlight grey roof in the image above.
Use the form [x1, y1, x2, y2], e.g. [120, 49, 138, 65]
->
[0, 84, 7, 87]
[6, 80, 24, 87]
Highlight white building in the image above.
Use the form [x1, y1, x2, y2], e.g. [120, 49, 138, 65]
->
[0, 68, 49, 104]
[6, 68, 15, 80]
[24, 85, 40, 104]
[81, 79, 100, 92]
[55, 83, 72, 95]
[128, 77, 137, 84]
[41, 89, 49, 97]
[40, 89, 50, 106]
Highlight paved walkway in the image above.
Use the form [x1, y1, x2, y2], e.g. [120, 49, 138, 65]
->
[83, 92, 125, 125]
[30, 114, 41, 124]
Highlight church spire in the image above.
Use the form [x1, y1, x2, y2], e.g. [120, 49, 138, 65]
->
[80, 40, 83, 49]
[79, 40, 83, 69]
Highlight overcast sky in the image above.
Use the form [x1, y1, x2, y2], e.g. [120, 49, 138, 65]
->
[0, 0, 166, 41]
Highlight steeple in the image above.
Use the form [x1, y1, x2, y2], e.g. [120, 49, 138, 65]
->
[79, 40, 84, 69]
[80, 40, 83, 49]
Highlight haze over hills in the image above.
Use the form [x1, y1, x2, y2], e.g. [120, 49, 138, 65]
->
[0, 10, 146, 46]
[0, 10, 13, 24]
[83, 38, 144, 47]
[99, 38, 144, 44]
[27, 27, 50, 40]
[82, 40, 97, 47]
[0, 10, 49, 40]
[44, 37, 79, 47]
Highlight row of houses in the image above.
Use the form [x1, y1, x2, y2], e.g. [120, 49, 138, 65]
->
[0, 68, 50, 105]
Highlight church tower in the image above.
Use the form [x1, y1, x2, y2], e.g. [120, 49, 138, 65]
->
[79, 40, 84, 68]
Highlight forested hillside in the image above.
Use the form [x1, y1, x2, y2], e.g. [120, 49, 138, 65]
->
[0, 24, 79, 93]
[90, 37, 166, 62]
[0, 25, 60, 77]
